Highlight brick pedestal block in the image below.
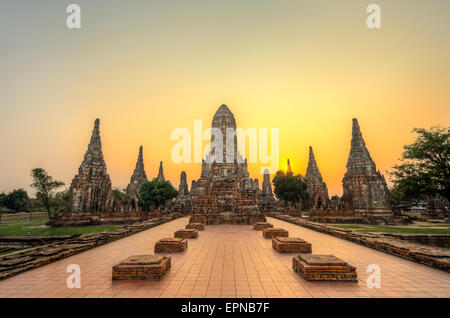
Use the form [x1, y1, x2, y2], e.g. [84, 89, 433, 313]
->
[292, 254, 357, 282]
[112, 255, 171, 280]
[189, 214, 207, 224]
[253, 222, 273, 231]
[185, 223, 205, 231]
[263, 227, 288, 238]
[154, 238, 187, 253]
[272, 237, 312, 253]
[174, 229, 199, 239]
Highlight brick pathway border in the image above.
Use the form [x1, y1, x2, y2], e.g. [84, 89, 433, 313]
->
[269, 213, 450, 273]
[0, 214, 182, 281]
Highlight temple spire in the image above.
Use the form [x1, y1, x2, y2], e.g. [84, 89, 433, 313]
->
[305, 146, 329, 209]
[262, 169, 273, 195]
[346, 118, 377, 175]
[342, 118, 391, 213]
[179, 171, 189, 195]
[157, 161, 165, 181]
[129, 145, 147, 185]
[306, 146, 322, 181]
[69, 118, 113, 213]
[286, 159, 292, 174]
[125, 145, 148, 211]
[80, 118, 106, 173]
[135, 146, 145, 175]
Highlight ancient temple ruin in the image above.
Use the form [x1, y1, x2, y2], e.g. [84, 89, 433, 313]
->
[68, 119, 114, 214]
[286, 159, 292, 174]
[173, 171, 192, 213]
[260, 169, 277, 210]
[305, 146, 329, 209]
[125, 146, 148, 212]
[341, 118, 392, 215]
[157, 161, 165, 181]
[50, 120, 149, 226]
[189, 104, 265, 223]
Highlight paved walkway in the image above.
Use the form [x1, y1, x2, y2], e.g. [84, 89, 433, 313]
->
[0, 217, 449, 298]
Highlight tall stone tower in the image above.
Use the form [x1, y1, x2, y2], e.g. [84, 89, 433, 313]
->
[125, 146, 148, 211]
[286, 159, 292, 174]
[190, 104, 262, 219]
[305, 146, 329, 209]
[342, 118, 391, 215]
[157, 161, 165, 181]
[173, 171, 192, 213]
[68, 119, 114, 213]
[260, 169, 277, 210]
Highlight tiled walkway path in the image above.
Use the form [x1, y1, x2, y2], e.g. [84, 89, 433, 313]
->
[0, 217, 449, 298]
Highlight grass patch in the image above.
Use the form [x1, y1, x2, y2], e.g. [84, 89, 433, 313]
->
[0, 219, 122, 237]
[331, 224, 450, 234]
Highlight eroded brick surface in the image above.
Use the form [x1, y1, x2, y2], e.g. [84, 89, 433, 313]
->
[253, 222, 273, 231]
[293, 254, 357, 282]
[154, 238, 187, 253]
[112, 255, 171, 280]
[263, 228, 288, 238]
[185, 223, 205, 231]
[174, 229, 199, 239]
[272, 237, 312, 253]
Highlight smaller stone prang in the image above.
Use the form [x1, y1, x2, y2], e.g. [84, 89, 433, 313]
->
[341, 118, 392, 215]
[286, 159, 292, 174]
[305, 146, 329, 209]
[173, 171, 192, 213]
[157, 161, 165, 181]
[125, 145, 148, 212]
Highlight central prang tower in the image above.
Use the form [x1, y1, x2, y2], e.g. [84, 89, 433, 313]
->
[190, 104, 264, 223]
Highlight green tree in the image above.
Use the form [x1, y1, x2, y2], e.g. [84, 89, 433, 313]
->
[390, 126, 450, 203]
[0, 192, 6, 207]
[272, 170, 309, 208]
[30, 168, 65, 218]
[139, 179, 178, 210]
[52, 189, 70, 212]
[113, 188, 126, 201]
[2, 189, 29, 212]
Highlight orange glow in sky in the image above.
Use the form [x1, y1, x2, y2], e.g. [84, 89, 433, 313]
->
[1, 1, 449, 197]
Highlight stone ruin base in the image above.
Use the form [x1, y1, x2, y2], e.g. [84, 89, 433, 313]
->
[272, 237, 312, 253]
[307, 209, 410, 225]
[293, 254, 357, 282]
[263, 228, 288, 238]
[174, 229, 199, 239]
[112, 255, 171, 280]
[47, 212, 101, 227]
[253, 222, 273, 231]
[48, 211, 151, 227]
[189, 213, 266, 225]
[154, 238, 187, 253]
[186, 223, 205, 231]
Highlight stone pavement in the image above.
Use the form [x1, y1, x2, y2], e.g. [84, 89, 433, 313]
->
[0, 217, 449, 298]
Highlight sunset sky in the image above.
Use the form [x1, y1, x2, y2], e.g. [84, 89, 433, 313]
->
[1, 0, 449, 197]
